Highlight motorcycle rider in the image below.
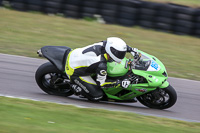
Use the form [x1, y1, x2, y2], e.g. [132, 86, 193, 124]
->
[65, 37, 139, 101]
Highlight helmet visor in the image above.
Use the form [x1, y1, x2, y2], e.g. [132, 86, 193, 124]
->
[110, 47, 126, 60]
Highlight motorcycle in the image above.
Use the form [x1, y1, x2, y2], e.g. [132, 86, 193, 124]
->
[35, 46, 177, 109]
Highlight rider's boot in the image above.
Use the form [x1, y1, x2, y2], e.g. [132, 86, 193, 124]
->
[71, 84, 87, 98]
[71, 84, 81, 96]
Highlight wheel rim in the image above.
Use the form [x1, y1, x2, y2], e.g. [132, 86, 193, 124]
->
[152, 89, 170, 105]
[42, 73, 71, 95]
[138, 88, 171, 108]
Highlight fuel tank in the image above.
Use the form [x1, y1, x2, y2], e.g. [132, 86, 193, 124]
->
[107, 58, 129, 77]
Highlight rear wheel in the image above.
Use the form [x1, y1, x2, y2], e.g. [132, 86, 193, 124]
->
[35, 62, 73, 96]
[137, 85, 177, 109]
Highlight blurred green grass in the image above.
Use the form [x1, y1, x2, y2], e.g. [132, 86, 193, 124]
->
[0, 96, 200, 133]
[145, 0, 200, 7]
[0, 9, 200, 80]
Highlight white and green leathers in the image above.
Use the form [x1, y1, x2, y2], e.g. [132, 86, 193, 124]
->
[65, 42, 111, 86]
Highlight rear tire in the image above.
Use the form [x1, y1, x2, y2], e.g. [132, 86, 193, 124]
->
[35, 62, 73, 96]
[137, 85, 177, 109]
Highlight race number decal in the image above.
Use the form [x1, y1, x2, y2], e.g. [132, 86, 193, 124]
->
[151, 61, 159, 70]
[122, 80, 130, 88]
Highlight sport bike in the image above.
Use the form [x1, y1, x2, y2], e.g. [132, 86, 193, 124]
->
[35, 46, 177, 109]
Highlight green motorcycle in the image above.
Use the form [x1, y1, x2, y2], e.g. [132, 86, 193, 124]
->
[35, 46, 177, 109]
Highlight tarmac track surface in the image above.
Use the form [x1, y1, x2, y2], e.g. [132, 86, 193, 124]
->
[0, 53, 200, 122]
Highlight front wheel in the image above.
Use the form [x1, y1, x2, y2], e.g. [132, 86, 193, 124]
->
[35, 62, 73, 96]
[137, 85, 177, 109]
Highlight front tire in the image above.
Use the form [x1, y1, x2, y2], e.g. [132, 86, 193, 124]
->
[35, 62, 73, 96]
[137, 85, 177, 109]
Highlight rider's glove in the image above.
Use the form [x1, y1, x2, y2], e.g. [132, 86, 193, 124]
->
[132, 48, 138, 53]
[131, 48, 138, 56]
[127, 45, 139, 58]
[114, 79, 131, 88]
[130, 48, 141, 60]
[127, 45, 138, 53]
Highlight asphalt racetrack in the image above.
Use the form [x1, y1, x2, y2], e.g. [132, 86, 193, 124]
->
[0, 53, 200, 122]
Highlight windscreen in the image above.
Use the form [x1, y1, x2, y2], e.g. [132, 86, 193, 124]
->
[134, 53, 161, 71]
[134, 54, 151, 71]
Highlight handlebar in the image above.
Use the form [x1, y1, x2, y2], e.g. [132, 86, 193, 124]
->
[124, 52, 142, 69]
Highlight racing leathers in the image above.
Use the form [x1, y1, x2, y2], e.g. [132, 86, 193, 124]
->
[65, 41, 137, 101]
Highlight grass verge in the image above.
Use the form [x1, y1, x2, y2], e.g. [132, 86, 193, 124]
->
[0, 96, 200, 133]
[145, 0, 200, 7]
[0, 9, 200, 80]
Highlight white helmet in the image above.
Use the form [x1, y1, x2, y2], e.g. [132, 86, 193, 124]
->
[105, 37, 127, 63]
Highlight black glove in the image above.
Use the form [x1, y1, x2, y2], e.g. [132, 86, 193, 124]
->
[127, 46, 140, 59]
[127, 45, 138, 54]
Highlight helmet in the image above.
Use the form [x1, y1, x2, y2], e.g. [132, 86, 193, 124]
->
[105, 37, 127, 63]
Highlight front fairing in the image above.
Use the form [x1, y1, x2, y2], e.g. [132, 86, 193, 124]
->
[132, 50, 168, 87]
